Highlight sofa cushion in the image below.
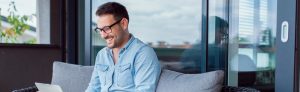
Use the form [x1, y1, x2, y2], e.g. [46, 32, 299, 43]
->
[156, 69, 224, 92]
[51, 61, 94, 92]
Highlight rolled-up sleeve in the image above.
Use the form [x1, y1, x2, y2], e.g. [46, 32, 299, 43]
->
[134, 46, 161, 92]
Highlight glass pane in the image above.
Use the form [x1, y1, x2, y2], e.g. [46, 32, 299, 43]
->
[228, 0, 277, 91]
[208, 0, 228, 72]
[91, 0, 203, 73]
[0, 0, 50, 44]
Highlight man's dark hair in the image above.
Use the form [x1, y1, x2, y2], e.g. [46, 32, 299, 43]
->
[96, 2, 129, 22]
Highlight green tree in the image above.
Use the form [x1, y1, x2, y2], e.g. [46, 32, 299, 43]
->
[0, 1, 36, 44]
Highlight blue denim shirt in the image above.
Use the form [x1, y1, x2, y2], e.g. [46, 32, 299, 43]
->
[85, 36, 161, 92]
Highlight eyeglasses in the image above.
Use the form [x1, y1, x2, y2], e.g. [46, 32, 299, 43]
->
[94, 19, 122, 34]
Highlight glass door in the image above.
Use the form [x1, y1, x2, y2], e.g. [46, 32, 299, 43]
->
[206, 0, 299, 91]
[206, 0, 278, 91]
[200, 0, 300, 91]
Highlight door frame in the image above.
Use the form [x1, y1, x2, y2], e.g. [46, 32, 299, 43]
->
[275, 0, 298, 92]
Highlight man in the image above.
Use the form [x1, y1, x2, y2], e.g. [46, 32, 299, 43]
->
[85, 2, 161, 92]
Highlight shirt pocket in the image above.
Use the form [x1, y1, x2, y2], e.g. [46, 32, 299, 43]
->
[117, 63, 134, 87]
[96, 64, 109, 86]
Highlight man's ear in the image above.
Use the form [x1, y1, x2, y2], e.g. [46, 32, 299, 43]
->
[120, 18, 129, 31]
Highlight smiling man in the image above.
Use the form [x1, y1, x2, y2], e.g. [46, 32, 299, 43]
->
[85, 2, 161, 92]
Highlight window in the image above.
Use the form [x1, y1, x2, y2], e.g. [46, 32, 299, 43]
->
[228, 0, 277, 91]
[0, 0, 50, 44]
[91, 0, 203, 73]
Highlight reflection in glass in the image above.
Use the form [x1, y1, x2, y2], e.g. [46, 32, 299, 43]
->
[207, 0, 229, 85]
[228, 0, 277, 91]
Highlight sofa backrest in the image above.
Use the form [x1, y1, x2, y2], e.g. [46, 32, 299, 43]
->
[156, 69, 224, 92]
[51, 62, 224, 92]
[51, 61, 94, 92]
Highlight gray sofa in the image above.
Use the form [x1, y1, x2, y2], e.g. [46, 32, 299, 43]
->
[12, 62, 259, 92]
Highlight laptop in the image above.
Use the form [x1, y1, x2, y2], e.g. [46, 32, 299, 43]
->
[35, 82, 63, 92]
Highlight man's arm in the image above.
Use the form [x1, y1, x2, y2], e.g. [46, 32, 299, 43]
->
[85, 66, 101, 92]
[134, 46, 161, 92]
[85, 53, 102, 92]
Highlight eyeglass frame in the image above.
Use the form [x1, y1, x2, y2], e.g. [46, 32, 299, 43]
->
[94, 19, 122, 34]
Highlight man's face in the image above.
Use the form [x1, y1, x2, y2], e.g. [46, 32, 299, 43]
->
[97, 14, 126, 48]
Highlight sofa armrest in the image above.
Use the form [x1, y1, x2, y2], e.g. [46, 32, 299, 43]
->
[12, 86, 38, 92]
[222, 86, 260, 92]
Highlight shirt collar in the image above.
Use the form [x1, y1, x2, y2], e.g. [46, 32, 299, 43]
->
[122, 34, 135, 50]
